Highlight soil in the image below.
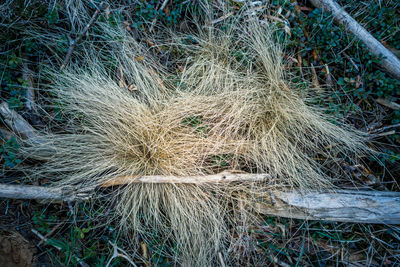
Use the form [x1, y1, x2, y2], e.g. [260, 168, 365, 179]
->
[0, 230, 35, 267]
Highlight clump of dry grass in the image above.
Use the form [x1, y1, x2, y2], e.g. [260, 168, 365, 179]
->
[19, 18, 370, 265]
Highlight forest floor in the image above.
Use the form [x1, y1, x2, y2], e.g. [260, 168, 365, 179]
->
[1, 0, 400, 266]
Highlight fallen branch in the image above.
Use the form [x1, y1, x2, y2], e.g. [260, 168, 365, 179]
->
[0, 184, 93, 202]
[309, 0, 400, 79]
[60, 1, 107, 70]
[209, 12, 234, 25]
[257, 189, 400, 224]
[1, 180, 400, 224]
[100, 171, 272, 187]
[148, 0, 169, 32]
[376, 98, 400, 110]
[22, 59, 36, 113]
[0, 101, 39, 141]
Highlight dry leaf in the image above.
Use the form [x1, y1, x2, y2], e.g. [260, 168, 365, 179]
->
[128, 84, 137, 91]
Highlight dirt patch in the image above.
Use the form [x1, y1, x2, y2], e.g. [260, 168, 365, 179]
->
[0, 230, 35, 267]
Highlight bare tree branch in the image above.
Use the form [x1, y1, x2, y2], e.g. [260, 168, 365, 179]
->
[309, 0, 400, 79]
[256, 189, 400, 224]
[60, 1, 108, 70]
[100, 171, 272, 187]
[1, 180, 400, 224]
[0, 102, 39, 141]
[0, 184, 93, 202]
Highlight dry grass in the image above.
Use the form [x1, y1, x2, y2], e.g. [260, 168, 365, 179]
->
[18, 16, 372, 265]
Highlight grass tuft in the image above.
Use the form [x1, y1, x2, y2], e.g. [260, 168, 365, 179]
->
[17, 17, 372, 265]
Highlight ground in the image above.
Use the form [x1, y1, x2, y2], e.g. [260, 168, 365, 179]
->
[1, 0, 400, 266]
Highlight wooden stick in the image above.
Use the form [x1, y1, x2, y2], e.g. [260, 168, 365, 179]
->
[148, 0, 169, 32]
[256, 189, 400, 224]
[370, 123, 400, 134]
[0, 184, 93, 202]
[22, 59, 36, 113]
[60, 2, 107, 70]
[1, 181, 400, 224]
[100, 172, 272, 187]
[376, 98, 400, 110]
[0, 101, 38, 141]
[309, 0, 400, 79]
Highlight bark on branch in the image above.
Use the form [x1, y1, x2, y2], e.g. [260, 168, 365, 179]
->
[1, 178, 399, 224]
[256, 189, 400, 224]
[0, 102, 39, 141]
[100, 172, 272, 187]
[309, 0, 400, 79]
[0, 183, 94, 202]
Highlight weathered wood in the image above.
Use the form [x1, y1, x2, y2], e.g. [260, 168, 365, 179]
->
[22, 59, 36, 112]
[1, 180, 399, 224]
[256, 189, 400, 224]
[309, 0, 400, 79]
[0, 102, 39, 141]
[100, 172, 272, 187]
[0, 184, 93, 202]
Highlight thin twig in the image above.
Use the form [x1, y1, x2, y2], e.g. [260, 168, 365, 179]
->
[310, 63, 321, 90]
[21, 58, 36, 112]
[32, 228, 89, 267]
[148, 0, 169, 32]
[141, 242, 149, 267]
[369, 130, 396, 139]
[106, 241, 137, 267]
[218, 252, 226, 267]
[37, 224, 62, 246]
[369, 123, 400, 134]
[60, 1, 107, 70]
[0, 183, 94, 202]
[209, 12, 234, 24]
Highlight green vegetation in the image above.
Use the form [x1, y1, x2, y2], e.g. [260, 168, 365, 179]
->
[31, 204, 121, 266]
[0, 137, 21, 168]
[270, 0, 400, 167]
[132, 0, 189, 28]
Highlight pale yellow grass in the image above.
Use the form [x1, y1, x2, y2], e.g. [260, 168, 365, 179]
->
[19, 20, 370, 265]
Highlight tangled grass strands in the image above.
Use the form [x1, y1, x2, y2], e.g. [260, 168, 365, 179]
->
[18, 19, 371, 265]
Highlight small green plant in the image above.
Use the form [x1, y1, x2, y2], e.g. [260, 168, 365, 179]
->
[32, 211, 57, 234]
[45, 6, 60, 25]
[1, 54, 27, 110]
[211, 154, 232, 168]
[182, 115, 209, 136]
[129, 0, 190, 29]
[0, 137, 21, 168]
[32, 207, 117, 266]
